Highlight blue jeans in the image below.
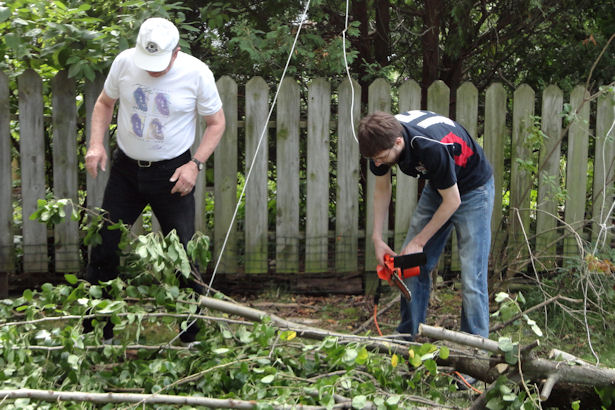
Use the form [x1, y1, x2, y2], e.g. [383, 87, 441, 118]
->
[85, 149, 201, 341]
[398, 176, 494, 338]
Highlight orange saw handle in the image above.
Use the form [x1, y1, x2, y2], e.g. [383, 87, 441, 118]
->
[376, 254, 420, 280]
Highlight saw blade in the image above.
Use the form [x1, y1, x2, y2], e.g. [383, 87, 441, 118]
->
[389, 271, 411, 301]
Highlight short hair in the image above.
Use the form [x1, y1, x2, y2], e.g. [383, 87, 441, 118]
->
[358, 111, 402, 158]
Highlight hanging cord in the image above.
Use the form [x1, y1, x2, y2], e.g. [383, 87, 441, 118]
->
[342, 0, 359, 144]
[168, 1, 314, 348]
[373, 278, 383, 336]
[205, 0, 312, 297]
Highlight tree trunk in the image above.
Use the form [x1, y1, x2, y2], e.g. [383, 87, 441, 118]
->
[421, 0, 441, 107]
[374, 0, 391, 67]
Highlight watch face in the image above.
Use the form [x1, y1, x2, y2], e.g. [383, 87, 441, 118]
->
[192, 158, 203, 170]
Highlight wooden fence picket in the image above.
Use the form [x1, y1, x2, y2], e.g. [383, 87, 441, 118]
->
[509, 84, 535, 276]
[51, 71, 80, 272]
[244, 77, 270, 274]
[365, 78, 392, 273]
[0, 71, 12, 281]
[452, 82, 479, 272]
[84, 74, 108, 210]
[276, 78, 300, 273]
[214, 76, 238, 273]
[394, 80, 421, 251]
[19, 69, 47, 272]
[306, 78, 331, 272]
[483, 83, 507, 272]
[564, 86, 590, 257]
[427, 80, 451, 272]
[335, 78, 360, 273]
[536, 85, 563, 267]
[592, 91, 615, 243]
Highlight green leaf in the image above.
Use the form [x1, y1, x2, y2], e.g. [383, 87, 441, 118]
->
[498, 337, 514, 352]
[260, 374, 275, 384]
[439, 346, 450, 359]
[65, 274, 78, 285]
[67, 354, 80, 370]
[424, 359, 437, 375]
[89, 286, 102, 299]
[0, 7, 11, 23]
[495, 292, 509, 303]
[342, 348, 358, 364]
[385, 395, 400, 406]
[355, 347, 369, 365]
[352, 395, 367, 409]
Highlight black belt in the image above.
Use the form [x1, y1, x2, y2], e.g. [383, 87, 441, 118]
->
[117, 149, 190, 168]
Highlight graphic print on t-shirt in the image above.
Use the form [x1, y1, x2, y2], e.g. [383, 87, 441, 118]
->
[441, 132, 474, 167]
[130, 85, 171, 144]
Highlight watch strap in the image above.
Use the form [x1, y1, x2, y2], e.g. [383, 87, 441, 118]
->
[191, 158, 203, 171]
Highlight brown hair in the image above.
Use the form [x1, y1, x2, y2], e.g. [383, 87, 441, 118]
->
[357, 111, 402, 158]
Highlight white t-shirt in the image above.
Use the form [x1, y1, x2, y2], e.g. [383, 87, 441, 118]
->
[104, 49, 223, 161]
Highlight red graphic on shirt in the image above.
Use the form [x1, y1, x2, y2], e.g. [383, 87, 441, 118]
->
[442, 132, 473, 167]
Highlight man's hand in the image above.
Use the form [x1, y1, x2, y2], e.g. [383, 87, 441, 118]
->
[373, 238, 396, 266]
[401, 240, 424, 257]
[84, 145, 107, 178]
[170, 161, 199, 196]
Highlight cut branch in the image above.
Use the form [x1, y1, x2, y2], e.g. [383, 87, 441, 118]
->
[0, 388, 322, 409]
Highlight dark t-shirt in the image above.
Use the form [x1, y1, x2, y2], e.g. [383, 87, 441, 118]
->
[369, 110, 493, 194]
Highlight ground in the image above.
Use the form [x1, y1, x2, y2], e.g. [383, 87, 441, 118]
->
[234, 280, 464, 337]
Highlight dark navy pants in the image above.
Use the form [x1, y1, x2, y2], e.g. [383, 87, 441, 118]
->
[85, 149, 202, 341]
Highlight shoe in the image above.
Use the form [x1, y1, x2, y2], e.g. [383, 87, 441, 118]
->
[103, 337, 115, 346]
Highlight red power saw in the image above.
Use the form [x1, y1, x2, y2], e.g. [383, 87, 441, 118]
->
[376, 253, 426, 301]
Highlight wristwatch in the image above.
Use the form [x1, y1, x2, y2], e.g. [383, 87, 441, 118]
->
[191, 158, 203, 171]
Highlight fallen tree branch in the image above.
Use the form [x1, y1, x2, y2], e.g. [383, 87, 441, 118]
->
[419, 324, 615, 405]
[0, 311, 252, 328]
[197, 295, 421, 357]
[0, 388, 321, 409]
[419, 324, 540, 355]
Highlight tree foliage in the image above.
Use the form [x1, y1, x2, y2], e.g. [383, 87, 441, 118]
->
[1, 0, 611, 96]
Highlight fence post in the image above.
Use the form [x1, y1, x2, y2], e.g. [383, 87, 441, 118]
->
[335, 78, 360, 273]
[365, 78, 392, 280]
[305, 78, 331, 272]
[19, 69, 47, 272]
[536, 85, 563, 269]
[508, 84, 535, 277]
[453, 82, 479, 272]
[563, 86, 590, 258]
[245, 77, 270, 274]
[0, 71, 11, 296]
[592, 90, 615, 244]
[394, 80, 421, 251]
[484, 83, 507, 275]
[85, 74, 109, 210]
[276, 78, 300, 273]
[214, 76, 238, 273]
[51, 70, 80, 272]
[427, 80, 451, 273]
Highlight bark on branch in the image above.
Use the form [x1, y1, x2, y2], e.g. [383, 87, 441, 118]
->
[0, 388, 322, 409]
[418, 324, 615, 404]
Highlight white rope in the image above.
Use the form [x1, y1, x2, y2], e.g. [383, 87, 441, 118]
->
[169, 1, 314, 347]
[205, 0, 313, 296]
[342, 0, 359, 144]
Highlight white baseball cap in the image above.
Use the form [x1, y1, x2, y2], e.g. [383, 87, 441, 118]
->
[133, 18, 180, 72]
